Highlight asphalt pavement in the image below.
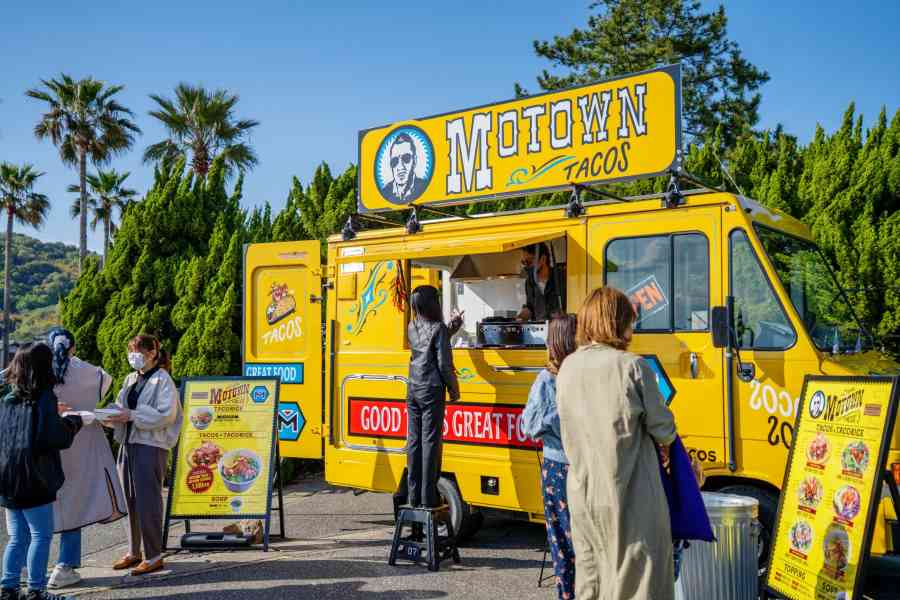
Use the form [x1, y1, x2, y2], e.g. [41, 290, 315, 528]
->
[0, 476, 554, 599]
[2, 475, 898, 599]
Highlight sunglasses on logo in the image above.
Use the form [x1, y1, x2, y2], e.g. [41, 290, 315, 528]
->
[390, 153, 413, 168]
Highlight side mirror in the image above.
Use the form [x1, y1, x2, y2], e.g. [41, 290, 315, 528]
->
[711, 306, 730, 348]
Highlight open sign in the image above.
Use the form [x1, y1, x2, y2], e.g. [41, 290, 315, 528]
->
[626, 275, 669, 326]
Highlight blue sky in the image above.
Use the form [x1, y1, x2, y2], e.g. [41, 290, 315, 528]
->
[2, 1, 899, 251]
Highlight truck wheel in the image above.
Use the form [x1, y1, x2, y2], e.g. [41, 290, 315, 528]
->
[719, 484, 779, 598]
[436, 477, 481, 542]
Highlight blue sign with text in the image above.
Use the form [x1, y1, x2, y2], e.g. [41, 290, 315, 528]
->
[244, 363, 304, 385]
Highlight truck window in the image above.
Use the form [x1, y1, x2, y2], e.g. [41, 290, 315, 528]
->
[753, 225, 872, 353]
[605, 233, 709, 332]
[729, 230, 796, 349]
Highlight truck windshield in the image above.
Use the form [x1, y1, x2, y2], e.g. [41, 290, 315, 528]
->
[754, 225, 872, 353]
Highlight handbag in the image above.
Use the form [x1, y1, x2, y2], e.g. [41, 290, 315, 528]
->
[658, 436, 715, 542]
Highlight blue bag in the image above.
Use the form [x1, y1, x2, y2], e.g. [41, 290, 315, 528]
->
[658, 436, 715, 542]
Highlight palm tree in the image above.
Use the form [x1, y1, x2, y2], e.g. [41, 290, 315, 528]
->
[67, 169, 137, 267]
[144, 83, 259, 179]
[0, 164, 50, 367]
[26, 75, 140, 271]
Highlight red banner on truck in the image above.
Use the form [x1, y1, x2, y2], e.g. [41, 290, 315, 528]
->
[348, 397, 539, 449]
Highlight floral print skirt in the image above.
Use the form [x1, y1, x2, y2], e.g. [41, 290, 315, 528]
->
[542, 457, 576, 600]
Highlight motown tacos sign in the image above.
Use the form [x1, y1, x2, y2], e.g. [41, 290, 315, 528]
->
[358, 64, 682, 212]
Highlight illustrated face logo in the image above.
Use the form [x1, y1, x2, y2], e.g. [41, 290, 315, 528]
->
[374, 126, 434, 205]
[809, 391, 827, 419]
[266, 282, 296, 325]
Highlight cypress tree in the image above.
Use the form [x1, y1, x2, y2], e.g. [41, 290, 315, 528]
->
[271, 177, 306, 242]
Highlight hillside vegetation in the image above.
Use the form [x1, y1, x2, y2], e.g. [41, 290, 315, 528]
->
[0, 233, 80, 341]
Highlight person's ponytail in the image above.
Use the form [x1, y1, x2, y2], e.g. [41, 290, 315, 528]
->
[157, 346, 172, 372]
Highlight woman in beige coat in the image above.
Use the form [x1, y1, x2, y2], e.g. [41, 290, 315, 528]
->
[46, 329, 127, 590]
[556, 287, 677, 600]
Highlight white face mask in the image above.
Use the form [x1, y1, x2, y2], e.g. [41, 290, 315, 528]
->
[128, 352, 146, 371]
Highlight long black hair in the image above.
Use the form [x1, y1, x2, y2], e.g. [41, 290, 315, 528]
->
[410, 285, 443, 323]
[48, 327, 75, 384]
[6, 343, 57, 403]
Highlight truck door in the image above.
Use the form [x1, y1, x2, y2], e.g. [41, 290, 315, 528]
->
[243, 241, 324, 458]
[588, 205, 726, 468]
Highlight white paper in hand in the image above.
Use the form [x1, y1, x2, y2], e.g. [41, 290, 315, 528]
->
[63, 410, 96, 425]
[94, 407, 123, 423]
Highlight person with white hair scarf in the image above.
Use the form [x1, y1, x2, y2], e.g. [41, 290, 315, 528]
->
[45, 329, 127, 590]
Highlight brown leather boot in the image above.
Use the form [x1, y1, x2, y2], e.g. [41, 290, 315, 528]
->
[112, 555, 142, 571]
[130, 559, 164, 576]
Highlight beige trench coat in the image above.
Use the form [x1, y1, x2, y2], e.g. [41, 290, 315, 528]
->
[52, 357, 128, 532]
[556, 343, 677, 600]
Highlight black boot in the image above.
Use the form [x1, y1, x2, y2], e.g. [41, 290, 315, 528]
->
[0, 589, 20, 600]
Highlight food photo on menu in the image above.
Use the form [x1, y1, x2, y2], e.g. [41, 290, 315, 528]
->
[797, 476, 824, 512]
[823, 524, 851, 578]
[833, 485, 862, 522]
[789, 519, 814, 556]
[188, 441, 224, 469]
[190, 406, 215, 430]
[220, 449, 263, 494]
[807, 432, 831, 466]
[841, 441, 869, 476]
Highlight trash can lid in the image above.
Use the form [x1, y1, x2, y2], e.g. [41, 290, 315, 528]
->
[701, 491, 759, 519]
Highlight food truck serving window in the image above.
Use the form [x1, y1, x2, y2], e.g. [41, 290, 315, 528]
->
[604, 233, 710, 332]
[410, 236, 567, 349]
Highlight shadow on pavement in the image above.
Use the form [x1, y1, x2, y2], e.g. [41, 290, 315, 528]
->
[100, 554, 545, 597]
[115, 581, 448, 599]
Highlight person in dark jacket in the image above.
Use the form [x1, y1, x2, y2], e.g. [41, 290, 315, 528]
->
[0, 343, 82, 600]
[405, 285, 461, 509]
[518, 243, 566, 322]
[522, 314, 578, 600]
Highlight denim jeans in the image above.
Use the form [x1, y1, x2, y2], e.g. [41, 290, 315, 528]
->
[1, 503, 54, 591]
[58, 529, 82, 568]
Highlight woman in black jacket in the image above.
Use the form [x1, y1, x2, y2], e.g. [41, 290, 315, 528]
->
[0, 343, 82, 600]
[406, 285, 461, 509]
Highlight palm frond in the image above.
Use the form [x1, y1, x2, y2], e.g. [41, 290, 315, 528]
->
[145, 83, 259, 177]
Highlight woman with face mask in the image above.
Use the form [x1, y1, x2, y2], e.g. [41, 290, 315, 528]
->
[100, 334, 180, 577]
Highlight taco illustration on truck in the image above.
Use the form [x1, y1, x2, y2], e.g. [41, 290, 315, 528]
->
[266, 282, 296, 325]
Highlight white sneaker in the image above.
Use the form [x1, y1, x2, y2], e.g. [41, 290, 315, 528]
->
[47, 565, 81, 589]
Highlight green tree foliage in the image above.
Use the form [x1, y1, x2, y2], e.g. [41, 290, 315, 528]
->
[520, 0, 769, 145]
[296, 163, 358, 256]
[0, 234, 80, 342]
[61, 156, 243, 387]
[27, 75, 140, 270]
[0, 164, 51, 363]
[144, 84, 259, 179]
[271, 178, 307, 242]
[68, 169, 137, 267]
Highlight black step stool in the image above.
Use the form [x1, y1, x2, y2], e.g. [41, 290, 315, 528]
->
[388, 505, 460, 571]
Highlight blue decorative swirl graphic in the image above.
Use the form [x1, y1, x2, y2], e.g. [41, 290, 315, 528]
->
[347, 261, 393, 335]
[507, 155, 576, 187]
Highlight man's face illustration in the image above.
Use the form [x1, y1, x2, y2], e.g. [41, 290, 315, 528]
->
[390, 140, 415, 187]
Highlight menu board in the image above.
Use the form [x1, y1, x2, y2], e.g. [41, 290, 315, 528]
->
[767, 376, 899, 600]
[169, 377, 279, 518]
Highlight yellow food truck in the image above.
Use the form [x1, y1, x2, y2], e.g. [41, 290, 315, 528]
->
[242, 66, 900, 567]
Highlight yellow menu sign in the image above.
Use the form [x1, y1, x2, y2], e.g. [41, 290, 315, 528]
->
[357, 64, 681, 212]
[169, 377, 279, 518]
[767, 376, 900, 600]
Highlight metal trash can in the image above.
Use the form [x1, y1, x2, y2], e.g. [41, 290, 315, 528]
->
[679, 492, 760, 600]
